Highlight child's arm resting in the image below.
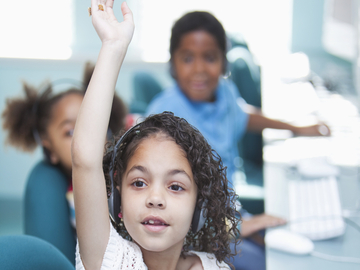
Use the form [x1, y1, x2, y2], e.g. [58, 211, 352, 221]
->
[246, 105, 331, 136]
[71, 1, 134, 269]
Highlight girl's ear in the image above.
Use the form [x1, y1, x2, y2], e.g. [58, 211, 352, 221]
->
[41, 139, 60, 164]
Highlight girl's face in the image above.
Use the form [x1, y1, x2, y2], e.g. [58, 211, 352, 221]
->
[42, 93, 83, 174]
[172, 30, 224, 102]
[121, 135, 197, 254]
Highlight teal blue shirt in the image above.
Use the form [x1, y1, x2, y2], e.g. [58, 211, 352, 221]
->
[146, 79, 249, 186]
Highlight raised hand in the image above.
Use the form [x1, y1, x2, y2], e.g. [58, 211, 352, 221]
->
[90, 0, 134, 47]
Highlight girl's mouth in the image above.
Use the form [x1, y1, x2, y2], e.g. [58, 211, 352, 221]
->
[141, 219, 169, 226]
[141, 217, 170, 232]
[191, 81, 207, 90]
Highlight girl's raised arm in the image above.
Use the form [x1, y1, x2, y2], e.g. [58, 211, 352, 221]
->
[71, 1, 134, 269]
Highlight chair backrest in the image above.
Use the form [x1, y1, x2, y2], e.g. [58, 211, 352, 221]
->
[227, 37, 265, 213]
[0, 234, 74, 269]
[227, 45, 263, 166]
[24, 161, 76, 265]
[130, 71, 163, 114]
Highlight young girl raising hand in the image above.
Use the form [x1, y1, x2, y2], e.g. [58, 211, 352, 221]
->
[72, 1, 239, 270]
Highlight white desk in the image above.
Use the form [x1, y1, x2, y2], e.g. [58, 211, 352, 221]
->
[264, 158, 360, 270]
[262, 80, 360, 269]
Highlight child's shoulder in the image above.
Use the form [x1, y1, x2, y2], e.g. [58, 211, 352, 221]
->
[146, 85, 186, 115]
[185, 251, 230, 270]
[150, 85, 181, 103]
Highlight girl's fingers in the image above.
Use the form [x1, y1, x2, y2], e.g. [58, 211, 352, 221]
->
[121, 2, 133, 23]
[105, 0, 114, 9]
[106, 8, 116, 20]
[105, 0, 117, 21]
[90, 0, 107, 14]
[91, 0, 98, 9]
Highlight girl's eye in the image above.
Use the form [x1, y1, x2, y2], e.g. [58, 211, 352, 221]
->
[65, 129, 74, 137]
[169, 184, 184, 191]
[132, 179, 147, 188]
[183, 55, 193, 63]
[205, 55, 217, 63]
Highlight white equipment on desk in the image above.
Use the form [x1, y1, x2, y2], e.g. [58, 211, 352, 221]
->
[288, 176, 345, 240]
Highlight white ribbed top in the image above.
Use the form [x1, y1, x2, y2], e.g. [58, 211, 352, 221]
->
[75, 224, 230, 270]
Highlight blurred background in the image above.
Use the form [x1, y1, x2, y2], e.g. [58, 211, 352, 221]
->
[0, 0, 358, 235]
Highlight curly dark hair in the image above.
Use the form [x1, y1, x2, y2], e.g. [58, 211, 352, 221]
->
[169, 11, 228, 78]
[1, 83, 83, 152]
[103, 112, 240, 266]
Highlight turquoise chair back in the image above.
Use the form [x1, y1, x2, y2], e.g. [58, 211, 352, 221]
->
[0, 234, 74, 269]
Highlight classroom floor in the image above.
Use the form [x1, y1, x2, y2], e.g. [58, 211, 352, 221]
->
[0, 197, 23, 236]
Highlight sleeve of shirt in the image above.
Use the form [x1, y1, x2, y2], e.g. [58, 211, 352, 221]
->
[146, 90, 174, 116]
[75, 224, 147, 270]
[146, 94, 164, 116]
[146, 87, 190, 120]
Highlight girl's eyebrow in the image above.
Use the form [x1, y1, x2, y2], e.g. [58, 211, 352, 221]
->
[126, 165, 148, 177]
[168, 169, 192, 182]
[58, 119, 76, 130]
[177, 49, 193, 54]
[126, 166, 192, 182]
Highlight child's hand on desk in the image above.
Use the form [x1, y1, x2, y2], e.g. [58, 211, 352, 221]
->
[90, 0, 134, 47]
[241, 214, 286, 238]
[293, 123, 331, 137]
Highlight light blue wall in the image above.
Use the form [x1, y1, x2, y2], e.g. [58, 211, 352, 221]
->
[292, 0, 325, 53]
[291, 0, 355, 98]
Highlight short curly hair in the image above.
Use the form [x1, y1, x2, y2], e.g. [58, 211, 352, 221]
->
[103, 112, 240, 266]
[169, 11, 228, 78]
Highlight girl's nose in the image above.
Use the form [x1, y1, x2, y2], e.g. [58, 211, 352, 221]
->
[147, 201, 164, 208]
[146, 189, 166, 208]
[194, 58, 205, 73]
